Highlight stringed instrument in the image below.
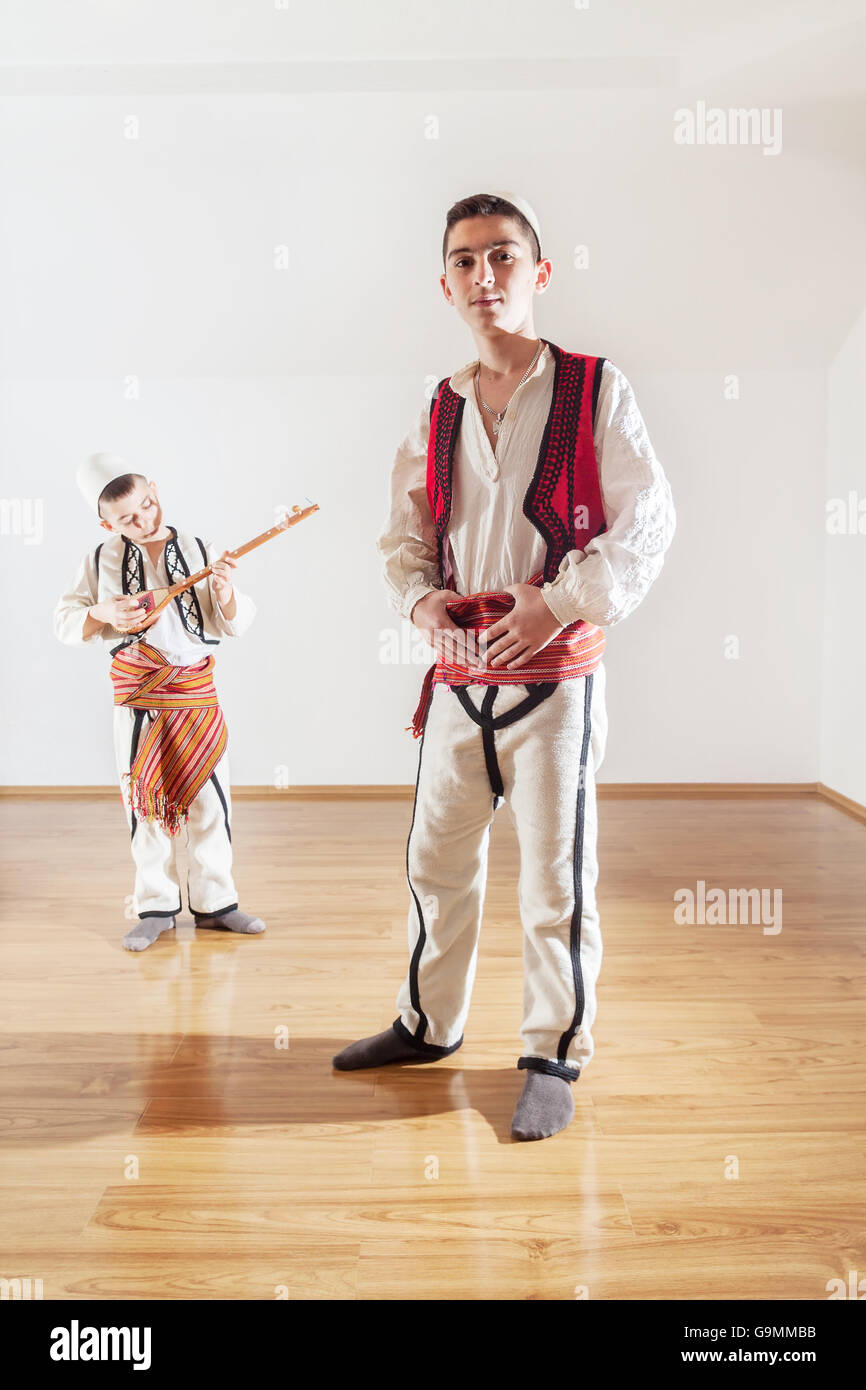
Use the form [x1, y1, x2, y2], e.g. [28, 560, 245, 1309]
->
[123, 502, 319, 634]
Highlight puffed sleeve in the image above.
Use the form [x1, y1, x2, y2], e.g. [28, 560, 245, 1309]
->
[376, 398, 442, 621]
[52, 549, 103, 646]
[540, 361, 676, 628]
[202, 539, 257, 638]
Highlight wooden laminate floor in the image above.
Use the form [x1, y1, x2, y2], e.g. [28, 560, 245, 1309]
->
[1, 793, 864, 1300]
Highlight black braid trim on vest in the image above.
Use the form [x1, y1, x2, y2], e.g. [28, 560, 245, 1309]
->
[429, 382, 464, 583]
[112, 536, 145, 656]
[121, 536, 145, 597]
[429, 376, 449, 424]
[163, 525, 217, 644]
[522, 342, 587, 584]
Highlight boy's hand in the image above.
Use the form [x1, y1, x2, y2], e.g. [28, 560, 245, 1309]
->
[411, 589, 485, 668]
[211, 552, 237, 607]
[211, 552, 238, 622]
[479, 584, 564, 669]
[91, 595, 149, 633]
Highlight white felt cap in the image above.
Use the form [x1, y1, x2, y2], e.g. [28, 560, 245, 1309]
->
[487, 189, 542, 253]
[76, 452, 134, 515]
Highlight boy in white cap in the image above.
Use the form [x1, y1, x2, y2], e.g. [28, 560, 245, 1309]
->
[334, 191, 676, 1141]
[53, 455, 267, 951]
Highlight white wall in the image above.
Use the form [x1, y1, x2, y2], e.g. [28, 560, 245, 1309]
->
[821, 303, 866, 807]
[1, 3, 863, 789]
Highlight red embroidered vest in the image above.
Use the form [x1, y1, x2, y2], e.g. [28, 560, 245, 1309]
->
[426, 339, 607, 585]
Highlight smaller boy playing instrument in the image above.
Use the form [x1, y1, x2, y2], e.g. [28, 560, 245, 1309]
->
[53, 452, 317, 952]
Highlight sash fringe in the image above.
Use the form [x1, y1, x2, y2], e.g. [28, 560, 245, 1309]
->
[122, 771, 189, 837]
[406, 662, 437, 740]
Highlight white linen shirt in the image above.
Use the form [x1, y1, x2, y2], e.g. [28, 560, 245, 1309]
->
[377, 345, 676, 629]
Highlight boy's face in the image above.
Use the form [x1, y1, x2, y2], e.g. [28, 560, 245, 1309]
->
[98, 479, 166, 542]
[440, 214, 551, 331]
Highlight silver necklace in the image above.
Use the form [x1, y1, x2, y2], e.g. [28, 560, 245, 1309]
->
[474, 339, 544, 435]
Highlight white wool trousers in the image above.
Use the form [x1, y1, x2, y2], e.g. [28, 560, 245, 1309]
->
[393, 662, 608, 1080]
[112, 705, 238, 920]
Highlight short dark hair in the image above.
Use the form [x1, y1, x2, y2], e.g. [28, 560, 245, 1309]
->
[442, 193, 541, 269]
[97, 472, 148, 519]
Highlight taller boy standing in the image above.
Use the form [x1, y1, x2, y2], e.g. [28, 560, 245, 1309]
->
[53, 455, 267, 951]
[334, 192, 676, 1140]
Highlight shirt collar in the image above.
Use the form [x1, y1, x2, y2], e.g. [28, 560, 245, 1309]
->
[447, 340, 552, 399]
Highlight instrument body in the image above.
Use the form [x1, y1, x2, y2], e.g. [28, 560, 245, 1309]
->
[124, 503, 318, 634]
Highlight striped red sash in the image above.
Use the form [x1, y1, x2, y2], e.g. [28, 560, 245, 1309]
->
[407, 571, 605, 739]
[110, 640, 227, 836]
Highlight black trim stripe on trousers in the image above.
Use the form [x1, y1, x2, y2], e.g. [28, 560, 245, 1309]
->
[391, 718, 464, 1057]
[210, 769, 232, 844]
[128, 708, 146, 841]
[519, 670, 595, 1082]
[187, 771, 234, 916]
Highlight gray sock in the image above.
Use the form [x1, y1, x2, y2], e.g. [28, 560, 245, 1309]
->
[511, 1071, 575, 1141]
[333, 1027, 447, 1070]
[122, 915, 176, 952]
[193, 908, 266, 934]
